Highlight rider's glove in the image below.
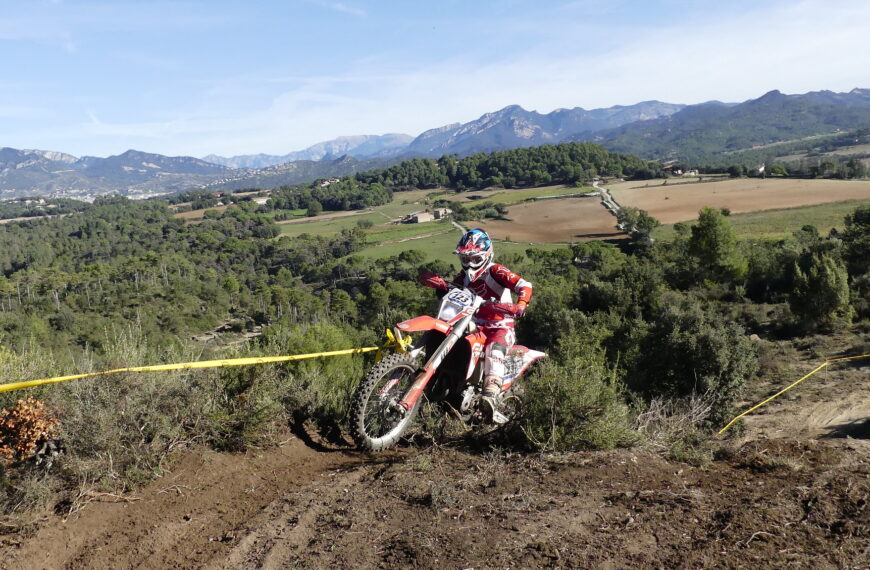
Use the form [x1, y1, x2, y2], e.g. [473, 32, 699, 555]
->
[418, 270, 448, 291]
[491, 302, 526, 318]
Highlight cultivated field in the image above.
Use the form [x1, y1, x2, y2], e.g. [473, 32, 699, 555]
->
[609, 178, 870, 225]
[178, 178, 869, 248]
[448, 184, 592, 205]
[476, 196, 621, 242]
[653, 199, 870, 240]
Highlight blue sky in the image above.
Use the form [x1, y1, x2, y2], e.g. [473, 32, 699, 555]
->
[2, 0, 869, 158]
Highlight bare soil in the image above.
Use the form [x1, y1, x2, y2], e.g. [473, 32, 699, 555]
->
[476, 197, 623, 242]
[609, 178, 870, 225]
[3, 347, 869, 569]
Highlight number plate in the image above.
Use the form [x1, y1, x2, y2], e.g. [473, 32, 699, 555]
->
[446, 289, 472, 306]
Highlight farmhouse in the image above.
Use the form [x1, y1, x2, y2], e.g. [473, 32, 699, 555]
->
[251, 196, 270, 205]
[433, 207, 452, 219]
[410, 212, 434, 223]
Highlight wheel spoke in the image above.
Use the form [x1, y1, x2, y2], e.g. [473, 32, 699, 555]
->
[364, 368, 412, 437]
[351, 354, 421, 450]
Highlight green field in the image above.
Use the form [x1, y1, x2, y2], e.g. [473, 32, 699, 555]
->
[364, 219, 454, 244]
[354, 231, 463, 265]
[276, 188, 443, 237]
[476, 186, 594, 205]
[651, 198, 870, 241]
[351, 230, 567, 265]
[376, 188, 446, 217]
[277, 212, 385, 236]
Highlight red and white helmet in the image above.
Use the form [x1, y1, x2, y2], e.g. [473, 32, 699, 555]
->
[454, 228, 493, 281]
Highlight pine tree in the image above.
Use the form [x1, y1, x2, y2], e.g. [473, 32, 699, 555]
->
[790, 252, 852, 330]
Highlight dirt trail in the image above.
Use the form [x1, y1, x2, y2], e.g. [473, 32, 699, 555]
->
[2, 438, 364, 569]
[743, 356, 870, 440]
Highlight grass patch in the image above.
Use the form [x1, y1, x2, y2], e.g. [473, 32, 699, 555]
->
[375, 188, 448, 218]
[278, 212, 385, 237]
[351, 229, 567, 263]
[364, 219, 454, 243]
[354, 231, 462, 265]
[476, 186, 594, 205]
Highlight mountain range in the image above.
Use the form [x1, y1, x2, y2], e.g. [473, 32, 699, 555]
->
[3, 88, 870, 200]
[592, 88, 870, 162]
[202, 133, 414, 169]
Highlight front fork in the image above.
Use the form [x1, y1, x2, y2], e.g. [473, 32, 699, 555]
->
[395, 315, 471, 413]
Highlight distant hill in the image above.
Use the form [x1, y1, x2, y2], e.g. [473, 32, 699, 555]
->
[0, 148, 231, 200]
[405, 101, 685, 157]
[590, 88, 870, 164]
[203, 134, 413, 168]
[201, 155, 399, 192]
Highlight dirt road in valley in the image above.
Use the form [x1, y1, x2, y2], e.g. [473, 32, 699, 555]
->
[2, 352, 869, 568]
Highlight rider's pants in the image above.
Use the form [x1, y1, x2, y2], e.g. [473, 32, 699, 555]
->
[482, 326, 516, 387]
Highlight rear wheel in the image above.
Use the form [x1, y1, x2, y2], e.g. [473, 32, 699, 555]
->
[349, 353, 422, 451]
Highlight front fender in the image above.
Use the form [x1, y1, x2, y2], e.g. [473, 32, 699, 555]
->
[396, 316, 450, 334]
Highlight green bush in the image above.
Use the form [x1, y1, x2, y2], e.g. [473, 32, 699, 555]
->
[623, 293, 759, 426]
[789, 251, 853, 331]
[522, 335, 639, 451]
[255, 320, 371, 425]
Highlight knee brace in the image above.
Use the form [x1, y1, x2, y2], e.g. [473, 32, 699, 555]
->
[484, 342, 507, 380]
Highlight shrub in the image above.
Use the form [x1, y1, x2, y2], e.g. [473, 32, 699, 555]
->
[687, 206, 748, 282]
[789, 251, 853, 331]
[623, 293, 759, 426]
[255, 320, 370, 425]
[522, 335, 639, 451]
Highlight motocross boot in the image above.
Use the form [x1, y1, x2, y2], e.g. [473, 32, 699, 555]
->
[480, 375, 505, 423]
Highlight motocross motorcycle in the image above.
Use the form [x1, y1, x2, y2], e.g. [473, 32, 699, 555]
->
[349, 286, 546, 451]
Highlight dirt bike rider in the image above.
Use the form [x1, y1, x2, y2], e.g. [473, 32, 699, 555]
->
[418, 228, 533, 417]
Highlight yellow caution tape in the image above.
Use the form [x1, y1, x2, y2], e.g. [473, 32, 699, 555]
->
[718, 353, 870, 435]
[0, 329, 416, 394]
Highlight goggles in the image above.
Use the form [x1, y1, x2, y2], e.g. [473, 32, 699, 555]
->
[458, 253, 486, 265]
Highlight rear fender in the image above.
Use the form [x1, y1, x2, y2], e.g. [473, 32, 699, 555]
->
[501, 345, 547, 391]
[396, 316, 450, 335]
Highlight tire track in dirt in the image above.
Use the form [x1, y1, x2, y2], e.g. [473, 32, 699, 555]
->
[2, 438, 365, 569]
[212, 466, 371, 569]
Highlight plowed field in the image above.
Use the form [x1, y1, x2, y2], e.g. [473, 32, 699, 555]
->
[476, 197, 622, 242]
[610, 178, 870, 224]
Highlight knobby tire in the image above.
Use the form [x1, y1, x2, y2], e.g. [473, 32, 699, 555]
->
[350, 353, 421, 451]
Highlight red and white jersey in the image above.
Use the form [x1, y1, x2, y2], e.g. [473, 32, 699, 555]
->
[452, 263, 532, 326]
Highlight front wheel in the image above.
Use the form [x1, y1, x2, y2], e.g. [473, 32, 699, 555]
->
[350, 353, 422, 451]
